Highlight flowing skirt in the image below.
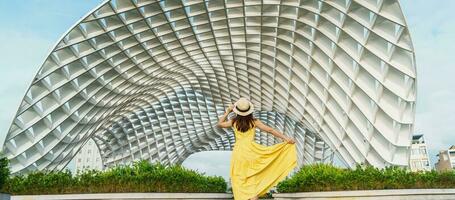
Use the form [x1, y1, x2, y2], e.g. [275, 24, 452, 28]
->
[229, 140, 297, 200]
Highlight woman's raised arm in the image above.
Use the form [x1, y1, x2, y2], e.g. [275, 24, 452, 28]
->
[217, 104, 234, 128]
[254, 119, 295, 144]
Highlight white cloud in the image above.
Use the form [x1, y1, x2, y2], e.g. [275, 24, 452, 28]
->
[401, 0, 455, 166]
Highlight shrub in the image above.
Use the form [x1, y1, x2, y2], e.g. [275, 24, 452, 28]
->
[276, 163, 455, 193]
[0, 152, 10, 191]
[2, 159, 227, 195]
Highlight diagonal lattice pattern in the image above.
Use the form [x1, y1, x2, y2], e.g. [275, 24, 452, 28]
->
[2, 0, 415, 174]
[97, 88, 333, 169]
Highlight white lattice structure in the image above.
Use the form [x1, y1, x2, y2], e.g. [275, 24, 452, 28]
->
[2, 0, 416, 175]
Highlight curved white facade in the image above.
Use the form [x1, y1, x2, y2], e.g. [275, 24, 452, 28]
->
[2, 0, 416, 174]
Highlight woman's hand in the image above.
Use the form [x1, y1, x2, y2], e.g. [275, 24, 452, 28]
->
[284, 136, 296, 144]
[217, 103, 234, 128]
[226, 103, 234, 113]
[217, 104, 233, 128]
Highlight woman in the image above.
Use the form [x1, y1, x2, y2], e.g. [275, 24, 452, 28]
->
[217, 97, 298, 200]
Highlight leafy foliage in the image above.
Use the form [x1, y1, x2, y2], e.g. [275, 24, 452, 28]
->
[277, 163, 455, 193]
[0, 152, 10, 191]
[2, 160, 227, 195]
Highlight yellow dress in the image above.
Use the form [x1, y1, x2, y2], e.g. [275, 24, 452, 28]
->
[229, 124, 298, 199]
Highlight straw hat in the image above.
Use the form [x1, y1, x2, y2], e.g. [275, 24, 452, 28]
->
[232, 97, 254, 116]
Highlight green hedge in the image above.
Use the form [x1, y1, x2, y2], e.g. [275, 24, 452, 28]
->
[2, 160, 227, 195]
[276, 163, 455, 193]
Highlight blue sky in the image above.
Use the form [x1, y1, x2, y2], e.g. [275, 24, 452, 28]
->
[0, 0, 103, 145]
[0, 0, 454, 180]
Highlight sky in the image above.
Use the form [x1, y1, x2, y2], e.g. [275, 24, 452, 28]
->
[0, 0, 454, 181]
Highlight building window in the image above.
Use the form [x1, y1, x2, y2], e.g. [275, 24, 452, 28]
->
[424, 161, 429, 166]
[420, 147, 427, 154]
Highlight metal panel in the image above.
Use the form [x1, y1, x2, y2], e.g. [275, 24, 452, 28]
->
[2, 0, 416, 174]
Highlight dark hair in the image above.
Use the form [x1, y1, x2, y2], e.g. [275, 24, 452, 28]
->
[232, 113, 256, 132]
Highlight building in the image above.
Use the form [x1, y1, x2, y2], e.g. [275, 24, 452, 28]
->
[409, 134, 431, 172]
[73, 139, 104, 172]
[1, 0, 417, 174]
[435, 145, 455, 172]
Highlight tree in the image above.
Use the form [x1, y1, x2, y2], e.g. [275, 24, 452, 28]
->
[0, 151, 10, 190]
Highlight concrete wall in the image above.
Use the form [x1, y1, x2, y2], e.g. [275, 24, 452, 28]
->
[0, 193, 10, 200]
[436, 149, 455, 172]
[10, 190, 455, 200]
[11, 193, 232, 200]
[273, 189, 455, 200]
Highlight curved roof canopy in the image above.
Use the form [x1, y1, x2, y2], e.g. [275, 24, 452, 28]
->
[2, 0, 416, 174]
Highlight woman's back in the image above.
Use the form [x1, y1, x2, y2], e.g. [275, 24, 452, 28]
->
[232, 120, 256, 143]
